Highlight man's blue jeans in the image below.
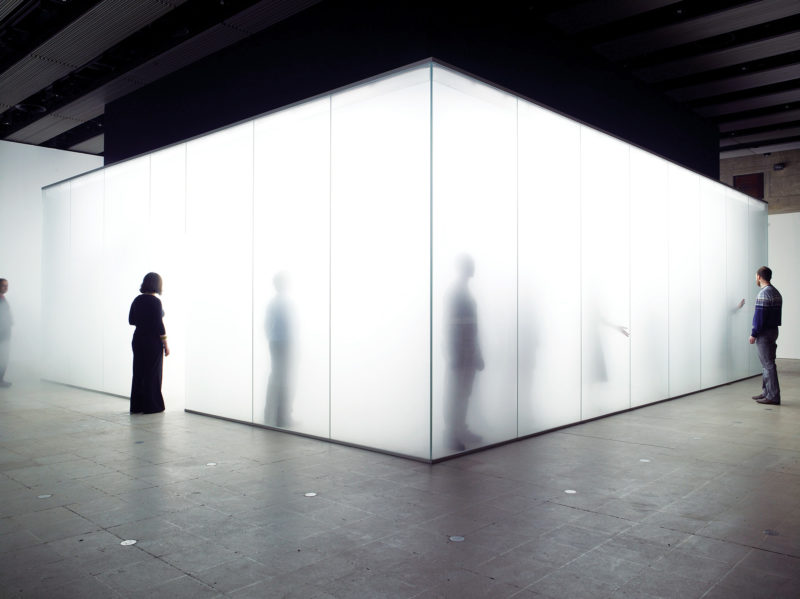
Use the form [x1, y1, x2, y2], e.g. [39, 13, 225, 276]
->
[756, 327, 780, 402]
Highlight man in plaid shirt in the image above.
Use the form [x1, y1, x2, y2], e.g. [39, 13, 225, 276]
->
[749, 266, 782, 405]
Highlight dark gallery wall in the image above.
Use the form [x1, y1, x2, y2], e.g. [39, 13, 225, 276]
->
[104, 0, 720, 179]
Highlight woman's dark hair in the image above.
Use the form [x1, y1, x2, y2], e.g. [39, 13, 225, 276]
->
[140, 272, 163, 295]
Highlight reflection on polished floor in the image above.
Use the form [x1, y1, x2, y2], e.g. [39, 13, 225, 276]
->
[1, 360, 799, 598]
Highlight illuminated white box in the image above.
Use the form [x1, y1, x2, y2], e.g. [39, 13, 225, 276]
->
[41, 61, 766, 462]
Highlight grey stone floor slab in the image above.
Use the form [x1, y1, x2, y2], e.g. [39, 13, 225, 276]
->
[1, 360, 799, 597]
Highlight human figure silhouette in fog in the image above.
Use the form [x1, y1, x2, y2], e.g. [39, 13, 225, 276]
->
[0, 278, 12, 387]
[265, 272, 293, 427]
[584, 299, 631, 384]
[445, 254, 484, 451]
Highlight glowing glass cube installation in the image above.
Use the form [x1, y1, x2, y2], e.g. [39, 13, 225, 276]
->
[42, 62, 766, 461]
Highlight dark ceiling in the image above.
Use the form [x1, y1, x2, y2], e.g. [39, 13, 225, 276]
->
[1, 0, 799, 161]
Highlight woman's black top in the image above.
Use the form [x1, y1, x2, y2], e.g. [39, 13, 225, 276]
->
[129, 294, 165, 342]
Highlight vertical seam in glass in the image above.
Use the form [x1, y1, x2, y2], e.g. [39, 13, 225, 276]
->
[184, 144, 188, 234]
[724, 191, 728, 382]
[148, 156, 153, 398]
[183, 144, 188, 410]
[515, 97, 519, 438]
[68, 181, 72, 382]
[746, 197, 750, 374]
[329, 94, 333, 441]
[697, 177, 701, 390]
[429, 62, 434, 462]
[578, 126, 583, 422]
[101, 171, 106, 391]
[628, 145, 631, 409]
[251, 121, 255, 425]
[667, 167, 671, 398]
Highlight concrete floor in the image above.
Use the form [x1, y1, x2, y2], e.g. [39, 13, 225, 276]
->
[1, 361, 799, 598]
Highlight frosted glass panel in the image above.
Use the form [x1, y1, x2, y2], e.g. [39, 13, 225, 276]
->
[748, 198, 768, 375]
[69, 172, 104, 389]
[700, 178, 729, 388]
[41, 183, 71, 383]
[630, 148, 669, 407]
[726, 190, 750, 380]
[668, 165, 701, 396]
[330, 67, 431, 458]
[253, 98, 330, 437]
[103, 157, 151, 397]
[185, 123, 253, 421]
[432, 66, 517, 458]
[517, 100, 581, 433]
[150, 145, 187, 409]
[580, 127, 630, 419]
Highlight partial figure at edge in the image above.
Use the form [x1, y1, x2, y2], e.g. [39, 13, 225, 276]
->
[129, 272, 169, 414]
[0, 278, 12, 388]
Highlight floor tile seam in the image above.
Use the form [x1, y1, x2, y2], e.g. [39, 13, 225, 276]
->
[517, 561, 635, 597]
[538, 500, 638, 528]
[557, 430, 679, 451]
[626, 551, 736, 590]
[613, 466, 691, 499]
[326, 564, 419, 595]
[97, 560, 193, 595]
[696, 551, 786, 597]
[690, 529, 800, 560]
[765, 466, 800, 479]
[458, 562, 538, 593]
[656, 537, 752, 570]
[550, 506, 720, 550]
[106, 536, 221, 592]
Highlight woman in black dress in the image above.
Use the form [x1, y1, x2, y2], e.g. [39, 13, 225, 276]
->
[129, 272, 170, 414]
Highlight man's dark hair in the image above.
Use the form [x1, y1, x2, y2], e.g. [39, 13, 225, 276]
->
[140, 272, 163, 294]
[757, 266, 772, 282]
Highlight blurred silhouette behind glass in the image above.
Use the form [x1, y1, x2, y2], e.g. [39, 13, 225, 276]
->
[0, 278, 12, 387]
[265, 272, 294, 427]
[444, 254, 484, 451]
[128, 272, 168, 413]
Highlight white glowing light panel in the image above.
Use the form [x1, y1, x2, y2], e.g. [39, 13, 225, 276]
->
[431, 68, 517, 459]
[517, 101, 581, 433]
[41, 182, 71, 384]
[668, 165, 702, 397]
[580, 128, 630, 420]
[629, 147, 669, 408]
[185, 123, 254, 422]
[727, 191, 751, 381]
[41, 62, 767, 461]
[700, 178, 729, 388]
[68, 171, 104, 390]
[103, 156, 151, 397]
[253, 97, 331, 438]
[330, 69, 431, 456]
[748, 199, 769, 375]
